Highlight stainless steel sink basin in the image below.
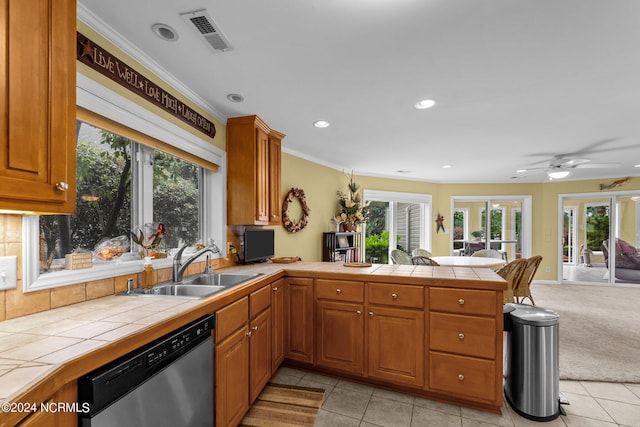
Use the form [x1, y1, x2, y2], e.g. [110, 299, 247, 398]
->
[118, 272, 262, 298]
[150, 283, 227, 297]
[182, 272, 262, 287]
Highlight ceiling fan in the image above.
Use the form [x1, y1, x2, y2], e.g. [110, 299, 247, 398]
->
[515, 138, 636, 179]
[514, 155, 622, 180]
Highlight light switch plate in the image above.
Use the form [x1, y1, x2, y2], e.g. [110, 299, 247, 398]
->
[0, 255, 17, 290]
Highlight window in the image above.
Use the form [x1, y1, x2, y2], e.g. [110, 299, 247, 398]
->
[24, 75, 225, 291]
[39, 122, 204, 274]
[363, 190, 432, 264]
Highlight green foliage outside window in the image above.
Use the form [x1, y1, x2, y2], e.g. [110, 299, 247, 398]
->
[40, 123, 200, 270]
[586, 206, 609, 251]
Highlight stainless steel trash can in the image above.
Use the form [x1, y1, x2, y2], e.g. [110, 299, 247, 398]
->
[504, 304, 560, 421]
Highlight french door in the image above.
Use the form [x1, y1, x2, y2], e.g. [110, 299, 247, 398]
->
[560, 192, 640, 285]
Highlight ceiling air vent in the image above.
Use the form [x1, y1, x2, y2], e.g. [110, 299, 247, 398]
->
[180, 9, 233, 52]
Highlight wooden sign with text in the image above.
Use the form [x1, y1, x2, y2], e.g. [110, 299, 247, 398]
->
[77, 32, 216, 139]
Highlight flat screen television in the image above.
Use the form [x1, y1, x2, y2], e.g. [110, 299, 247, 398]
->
[243, 228, 275, 263]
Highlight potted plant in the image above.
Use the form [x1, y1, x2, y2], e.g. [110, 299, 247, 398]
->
[335, 172, 370, 232]
[471, 230, 484, 241]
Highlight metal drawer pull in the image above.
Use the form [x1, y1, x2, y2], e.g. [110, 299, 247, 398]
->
[273, 287, 278, 292]
[55, 182, 69, 191]
[458, 374, 465, 381]
[246, 331, 252, 337]
[391, 293, 398, 300]
[336, 289, 342, 294]
[458, 333, 465, 340]
[252, 326, 258, 331]
[356, 310, 362, 315]
[458, 298, 465, 305]
[368, 311, 374, 316]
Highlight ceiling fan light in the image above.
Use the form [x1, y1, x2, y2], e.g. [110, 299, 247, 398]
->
[547, 170, 570, 179]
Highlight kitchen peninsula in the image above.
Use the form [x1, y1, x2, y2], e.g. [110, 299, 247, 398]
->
[0, 262, 506, 426]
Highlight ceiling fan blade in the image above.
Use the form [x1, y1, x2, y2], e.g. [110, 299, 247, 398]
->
[568, 144, 640, 155]
[574, 162, 621, 169]
[554, 157, 591, 167]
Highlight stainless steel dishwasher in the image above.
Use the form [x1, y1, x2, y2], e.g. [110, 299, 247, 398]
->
[78, 315, 214, 427]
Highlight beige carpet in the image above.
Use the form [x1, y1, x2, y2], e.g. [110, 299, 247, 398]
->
[531, 283, 640, 383]
[240, 383, 325, 426]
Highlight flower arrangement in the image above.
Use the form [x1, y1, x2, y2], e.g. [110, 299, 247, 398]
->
[131, 223, 165, 258]
[335, 172, 370, 229]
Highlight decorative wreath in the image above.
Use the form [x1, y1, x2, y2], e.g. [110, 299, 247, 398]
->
[282, 187, 311, 233]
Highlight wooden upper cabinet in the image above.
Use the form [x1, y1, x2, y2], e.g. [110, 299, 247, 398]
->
[267, 133, 282, 225]
[226, 115, 285, 225]
[0, 0, 76, 213]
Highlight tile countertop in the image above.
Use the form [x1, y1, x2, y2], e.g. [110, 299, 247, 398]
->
[0, 261, 505, 404]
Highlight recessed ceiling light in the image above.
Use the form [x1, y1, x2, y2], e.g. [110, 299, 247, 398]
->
[313, 120, 330, 128]
[547, 170, 570, 179]
[151, 23, 179, 41]
[516, 169, 527, 173]
[396, 170, 412, 173]
[441, 164, 452, 169]
[414, 99, 436, 109]
[635, 164, 640, 168]
[226, 93, 244, 103]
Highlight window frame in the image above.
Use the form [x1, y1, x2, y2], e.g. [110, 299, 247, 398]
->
[22, 73, 226, 292]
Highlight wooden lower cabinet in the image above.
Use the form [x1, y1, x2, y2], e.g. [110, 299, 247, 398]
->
[367, 305, 424, 387]
[316, 300, 364, 374]
[16, 381, 77, 427]
[285, 277, 314, 364]
[299, 280, 502, 412]
[427, 287, 502, 408]
[249, 307, 272, 403]
[216, 325, 250, 427]
[215, 283, 275, 427]
[271, 278, 286, 371]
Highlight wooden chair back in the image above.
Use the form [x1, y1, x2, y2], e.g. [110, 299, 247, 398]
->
[514, 256, 542, 304]
[496, 258, 528, 304]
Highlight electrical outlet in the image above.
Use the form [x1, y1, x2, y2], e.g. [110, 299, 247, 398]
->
[545, 266, 551, 273]
[0, 256, 17, 290]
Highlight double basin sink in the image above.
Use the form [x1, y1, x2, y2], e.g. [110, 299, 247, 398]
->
[121, 272, 263, 299]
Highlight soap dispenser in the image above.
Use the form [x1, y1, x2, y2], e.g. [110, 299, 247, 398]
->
[142, 256, 155, 288]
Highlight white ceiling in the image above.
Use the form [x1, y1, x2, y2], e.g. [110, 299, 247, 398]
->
[78, 0, 640, 183]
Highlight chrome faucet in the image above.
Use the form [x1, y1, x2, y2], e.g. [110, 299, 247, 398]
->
[172, 243, 222, 282]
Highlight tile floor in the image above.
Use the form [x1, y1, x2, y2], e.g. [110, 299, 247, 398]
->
[271, 367, 640, 427]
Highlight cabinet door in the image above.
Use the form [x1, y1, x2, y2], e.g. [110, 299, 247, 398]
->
[316, 300, 364, 374]
[255, 127, 270, 223]
[0, 0, 75, 213]
[271, 279, 286, 371]
[285, 277, 314, 364]
[216, 326, 250, 427]
[16, 381, 77, 427]
[249, 307, 272, 403]
[367, 306, 425, 387]
[268, 135, 282, 225]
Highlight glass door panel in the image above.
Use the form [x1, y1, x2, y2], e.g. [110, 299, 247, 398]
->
[453, 197, 525, 262]
[558, 194, 640, 285]
[612, 195, 640, 285]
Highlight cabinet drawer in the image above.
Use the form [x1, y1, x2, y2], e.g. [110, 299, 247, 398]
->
[368, 283, 424, 308]
[429, 313, 496, 359]
[316, 279, 363, 302]
[216, 296, 249, 343]
[429, 352, 496, 402]
[250, 284, 271, 318]
[429, 288, 496, 316]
